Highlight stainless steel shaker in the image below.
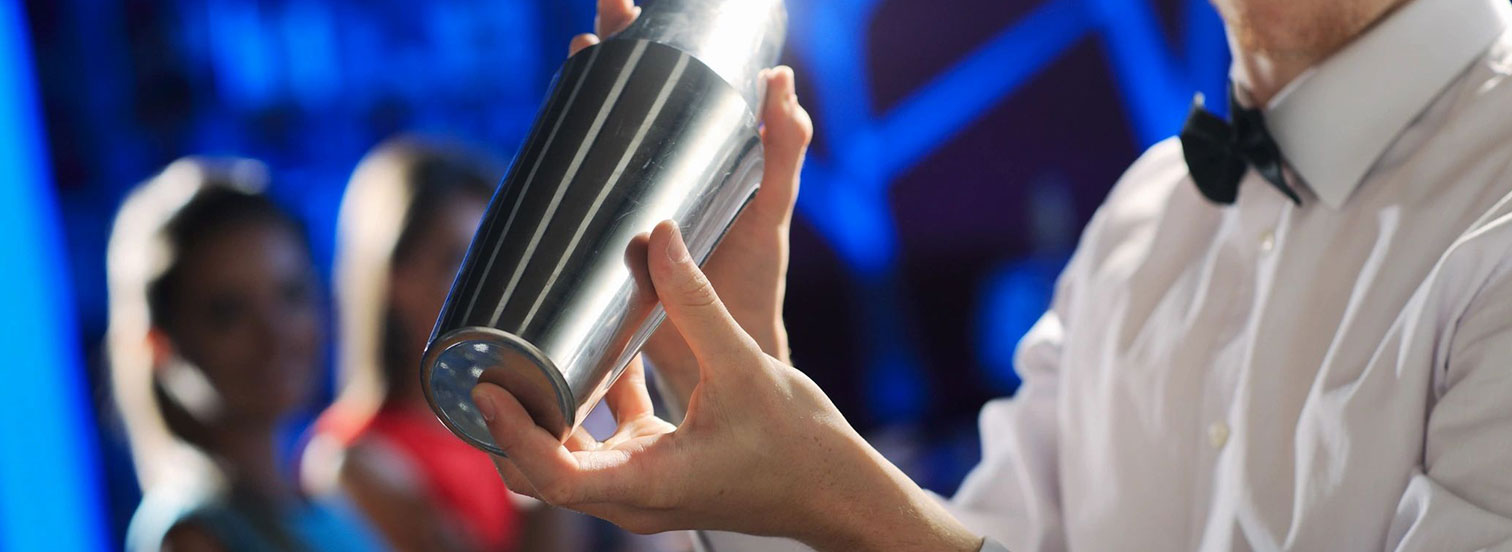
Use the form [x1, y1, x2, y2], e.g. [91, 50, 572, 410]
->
[421, 0, 786, 454]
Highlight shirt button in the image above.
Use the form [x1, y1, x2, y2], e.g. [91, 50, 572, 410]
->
[1208, 421, 1230, 449]
[1259, 230, 1276, 252]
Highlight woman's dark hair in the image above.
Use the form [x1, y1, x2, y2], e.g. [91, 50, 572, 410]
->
[147, 185, 308, 330]
[106, 158, 308, 489]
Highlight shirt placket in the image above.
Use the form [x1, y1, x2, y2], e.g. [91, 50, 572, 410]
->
[1189, 173, 1291, 550]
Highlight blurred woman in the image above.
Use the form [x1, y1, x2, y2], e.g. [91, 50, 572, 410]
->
[302, 137, 544, 552]
[108, 158, 385, 551]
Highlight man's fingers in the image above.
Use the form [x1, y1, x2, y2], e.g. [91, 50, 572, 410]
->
[569, 33, 600, 57]
[646, 221, 760, 366]
[565, 426, 599, 452]
[601, 415, 677, 450]
[491, 457, 542, 500]
[498, 452, 674, 532]
[595, 0, 640, 38]
[473, 383, 586, 504]
[751, 66, 813, 225]
[475, 383, 653, 507]
[605, 356, 656, 425]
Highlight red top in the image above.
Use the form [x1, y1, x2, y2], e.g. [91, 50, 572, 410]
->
[314, 402, 521, 551]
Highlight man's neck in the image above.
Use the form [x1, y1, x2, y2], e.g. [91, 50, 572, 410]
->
[1227, 35, 1318, 108]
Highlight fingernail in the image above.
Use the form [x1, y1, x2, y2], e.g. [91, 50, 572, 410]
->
[473, 387, 497, 422]
[665, 224, 690, 263]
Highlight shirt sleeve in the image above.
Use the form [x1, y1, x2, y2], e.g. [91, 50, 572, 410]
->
[939, 177, 1121, 551]
[944, 308, 1065, 551]
[1385, 234, 1512, 551]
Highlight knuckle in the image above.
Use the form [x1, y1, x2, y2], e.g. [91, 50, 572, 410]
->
[796, 111, 814, 145]
[786, 108, 814, 145]
[676, 273, 719, 309]
[494, 439, 521, 459]
[496, 471, 538, 500]
[537, 480, 576, 506]
[492, 461, 516, 482]
[511, 483, 541, 501]
[768, 109, 814, 150]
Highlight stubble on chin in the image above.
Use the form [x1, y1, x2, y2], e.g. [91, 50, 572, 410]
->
[1215, 0, 1393, 61]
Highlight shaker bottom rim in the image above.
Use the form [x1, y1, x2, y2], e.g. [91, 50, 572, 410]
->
[420, 326, 575, 455]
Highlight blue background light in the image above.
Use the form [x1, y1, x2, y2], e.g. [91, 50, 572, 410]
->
[0, 0, 108, 550]
[786, 0, 1229, 424]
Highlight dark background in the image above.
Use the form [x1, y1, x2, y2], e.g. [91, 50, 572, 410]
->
[9, 0, 1233, 548]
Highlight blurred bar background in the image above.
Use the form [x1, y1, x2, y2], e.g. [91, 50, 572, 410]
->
[7, 0, 1232, 549]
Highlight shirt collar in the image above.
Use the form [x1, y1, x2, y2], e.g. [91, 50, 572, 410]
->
[1249, 0, 1511, 210]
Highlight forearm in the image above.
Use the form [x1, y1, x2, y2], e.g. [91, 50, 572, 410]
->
[797, 431, 982, 552]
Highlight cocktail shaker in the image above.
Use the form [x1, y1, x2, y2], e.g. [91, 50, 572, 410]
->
[421, 0, 786, 454]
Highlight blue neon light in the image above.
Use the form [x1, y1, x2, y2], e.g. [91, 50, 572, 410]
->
[789, 0, 1230, 419]
[207, 0, 279, 108]
[280, 0, 341, 109]
[0, 0, 109, 550]
[878, 0, 1092, 177]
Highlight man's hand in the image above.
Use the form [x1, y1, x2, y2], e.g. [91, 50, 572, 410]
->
[568, 0, 814, 414]
[473, 223, 980, 551]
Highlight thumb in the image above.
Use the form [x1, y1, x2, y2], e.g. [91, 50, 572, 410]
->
[647, 221, 759, 368]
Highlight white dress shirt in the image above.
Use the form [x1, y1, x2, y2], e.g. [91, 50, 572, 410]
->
[701, 0, 1512, 549]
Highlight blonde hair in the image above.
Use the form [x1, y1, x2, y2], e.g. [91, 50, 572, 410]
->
[329, 136, 499, 424]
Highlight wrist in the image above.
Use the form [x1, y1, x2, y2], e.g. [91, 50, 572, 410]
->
[795, 430, 981, 552]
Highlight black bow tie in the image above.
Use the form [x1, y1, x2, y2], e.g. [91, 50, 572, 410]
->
[1179, 90, 1301, 206]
